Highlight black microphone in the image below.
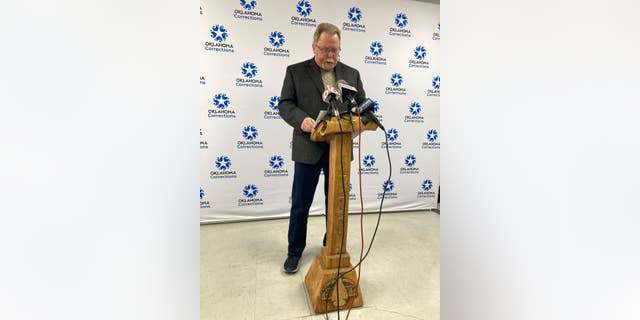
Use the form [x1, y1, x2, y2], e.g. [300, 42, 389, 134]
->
[337, 79, 357, 108]
[322, 86, 341, 104]
[337, 79, 357, 95]
[352, 98, 384, 131]
[352, 98, 375, 114]
[361, 111, 385, 131]
[322, 86, 341, 117]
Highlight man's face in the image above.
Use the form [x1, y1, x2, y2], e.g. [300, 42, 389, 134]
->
[313, 32, 340, 71]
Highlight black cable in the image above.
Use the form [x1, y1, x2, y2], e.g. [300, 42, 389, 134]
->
[321, 117, 392, 319]
[335, 125, 391, 279]
[323, 112, 349, 320]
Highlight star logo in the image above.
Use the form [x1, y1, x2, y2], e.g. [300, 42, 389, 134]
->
[210, 24, 228, 42]
[414, 45, 426, 60]
[269, 31, 285, 48]
[243, 184, 259, 198]
[215, 156, 232, 170]
[387, 128, 399, 141]
[390, 73, 403, 87]
[296, 0, 312, 17]
[369, 41, 383, 56]
[348, 7, 362, 23]
[269, 155, 285, 169]
[268, 96, 280, 111]
[409, 102, 422, 115]
[213, 93, 230, 109]
[405, 155, 417, 167]
[427, 129, 439, 142]
[242, 125, 259, 141]
[241, 62, 258, 78]
[432, 76, 440, 89]
[363, 154, 376, 168]
[240, 0, 257, 10]
[394, 13, 408, 28]
[383, 180, 395, 192]
[422, 179, 433, 191]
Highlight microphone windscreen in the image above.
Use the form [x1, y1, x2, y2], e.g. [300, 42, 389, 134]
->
[322, 86, 341, 103]
[337, 79, 357, 94]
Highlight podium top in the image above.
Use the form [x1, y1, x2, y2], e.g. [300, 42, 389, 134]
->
[311, 115, 378, 142]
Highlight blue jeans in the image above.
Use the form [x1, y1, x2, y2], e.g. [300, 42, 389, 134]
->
[287, 152, 329, 258]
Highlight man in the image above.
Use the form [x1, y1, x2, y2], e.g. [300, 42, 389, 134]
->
[278, 22, 366, 274]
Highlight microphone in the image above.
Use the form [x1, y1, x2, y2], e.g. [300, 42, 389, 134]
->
[352, 98, 385, 131]
[322, 85, 341, 117]
[322, 85, 341, 104]
[361, 110, 385, 131]
[337, 79, 357, 108]
[351, 98, 375, 114]
[337, 79, 357, 95]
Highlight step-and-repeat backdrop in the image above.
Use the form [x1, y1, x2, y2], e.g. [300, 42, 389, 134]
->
[200, 0, 440, 223]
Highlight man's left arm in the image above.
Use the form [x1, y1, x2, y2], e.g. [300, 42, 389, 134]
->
[354, 70, 367, 105]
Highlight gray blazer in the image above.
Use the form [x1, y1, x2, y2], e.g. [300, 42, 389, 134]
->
[278, 58, 366, 164]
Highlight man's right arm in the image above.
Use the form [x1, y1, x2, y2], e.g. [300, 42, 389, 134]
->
[278, 66, 311, 132]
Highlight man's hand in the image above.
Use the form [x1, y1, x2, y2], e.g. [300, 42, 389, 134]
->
[300, 117, 315, 133]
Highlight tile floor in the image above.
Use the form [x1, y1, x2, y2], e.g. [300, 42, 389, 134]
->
[201, 211, 439, 320]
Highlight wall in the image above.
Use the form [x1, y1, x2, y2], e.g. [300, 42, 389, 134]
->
[200, 0, 440, 222]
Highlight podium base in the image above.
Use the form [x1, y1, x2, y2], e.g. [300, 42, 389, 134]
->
[304, 251, 363, 314]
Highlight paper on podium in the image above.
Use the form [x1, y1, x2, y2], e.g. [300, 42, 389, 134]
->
[313, 110, 329, 130]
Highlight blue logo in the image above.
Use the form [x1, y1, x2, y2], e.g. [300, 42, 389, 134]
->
[414, 46, 426, 60]
[432, 76, 440, 89]
[215, 156, 232, 170]
[422, 179, 433, 191]
[363, 154, 376, 168]
[269, 96, 280, 110]
[348, 7, 362, 23]
[213, 93, 230, 109]
[210, 25, 228, 42]
[409, 102, 422, 115]
[390, 73, 403, 87]
[369, 41, 383, 56]
[240, 0, 256, 10]
[405, 155, 417, 167]
[241, 62, 258, 78]
[438, 21, 441, 30]
[242, 125, 259, 141]
[427, 129, 439, 142]
[269, 155, 285, 169]
[383, 180, 395, 192]
[269, 31, 285, 47]
[243, 184, 259, 198]
[373, 100, 380, 113]
[296, 0, 312, 17]
[387, 128, 399, 141]
[394, 13, 408, 28]
[200, 187, 211, 208]
[264, 154, 288, 177]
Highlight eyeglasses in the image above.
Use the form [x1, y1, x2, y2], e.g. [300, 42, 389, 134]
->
[315, 45, 341, 55]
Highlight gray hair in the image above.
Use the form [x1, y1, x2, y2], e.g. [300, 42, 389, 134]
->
[312, 22, 341, 45]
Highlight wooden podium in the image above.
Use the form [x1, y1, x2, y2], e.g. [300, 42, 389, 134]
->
[304, 115, 378, 313]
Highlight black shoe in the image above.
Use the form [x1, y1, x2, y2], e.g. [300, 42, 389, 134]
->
[283, 255, 300, 274]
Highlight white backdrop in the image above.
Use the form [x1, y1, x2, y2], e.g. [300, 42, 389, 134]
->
[200, 0, 440, 223]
